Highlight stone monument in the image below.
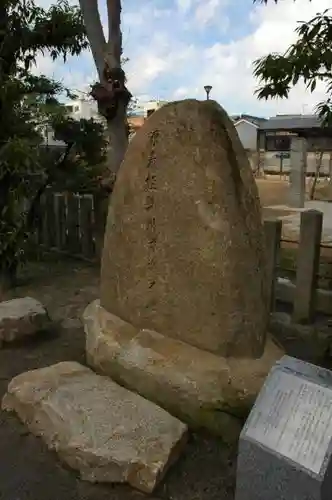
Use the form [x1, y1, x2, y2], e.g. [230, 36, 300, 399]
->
[235, 356, 332, 500]
[84, 99, 283, 439]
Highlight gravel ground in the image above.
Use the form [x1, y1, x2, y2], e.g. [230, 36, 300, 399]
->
[0, 257, 236, 500]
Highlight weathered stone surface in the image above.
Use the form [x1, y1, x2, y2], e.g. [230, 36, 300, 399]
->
[84, 300, 284, 440]
[0, 297, 50, 347]
[235, 356, 332, 500]
[100, 99, 267, 358]
[269, 311, 332, 365]
[2, 361, 188, 493]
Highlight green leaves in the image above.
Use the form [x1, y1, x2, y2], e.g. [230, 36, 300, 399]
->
[316, 99, 332, 127]
[1, 0, 88, 79]
[253, 6, 332, 126]
[0, 0, 89, 277]
[52, 115, 107, 166]
[29, 0, 88, 61]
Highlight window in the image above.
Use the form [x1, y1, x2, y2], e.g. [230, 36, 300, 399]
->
[265, 135, 291, 151]
[74, 105, 79, 112]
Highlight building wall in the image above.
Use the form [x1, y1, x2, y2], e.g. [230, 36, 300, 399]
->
[234, 121, 258, 151]
[143, 100, 167, 117]
[41, 127, 66, 148]
[263, 152, 332, 175]
[65, 99, 106, 126]
[258, 129, 332, 175]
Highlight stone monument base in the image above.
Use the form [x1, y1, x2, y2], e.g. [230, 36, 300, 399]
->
[83, 300, 284, 442]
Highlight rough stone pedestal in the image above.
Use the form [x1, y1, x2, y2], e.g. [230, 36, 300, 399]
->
[84, 300, 284, 441]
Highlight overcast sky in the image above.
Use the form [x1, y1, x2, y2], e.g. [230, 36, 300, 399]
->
[34, 0, 330, 117]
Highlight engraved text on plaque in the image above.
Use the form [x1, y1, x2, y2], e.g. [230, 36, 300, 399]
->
[245, 371, 332, 474]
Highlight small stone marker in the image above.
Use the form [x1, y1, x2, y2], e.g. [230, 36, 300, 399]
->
[289, 136, 307, 208]
[235, 356, 332, 500]
[2, 362, 188, 493]
[0, 297, 50, 347]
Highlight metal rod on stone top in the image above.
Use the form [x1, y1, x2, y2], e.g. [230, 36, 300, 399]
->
[204, 85, 212, 100]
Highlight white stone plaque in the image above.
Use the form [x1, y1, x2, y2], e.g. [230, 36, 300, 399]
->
[245, 371, 332, 475]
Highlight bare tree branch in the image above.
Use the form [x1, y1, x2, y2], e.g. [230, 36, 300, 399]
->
[78, 0, 106, 79]
[106, 0, 122, 66]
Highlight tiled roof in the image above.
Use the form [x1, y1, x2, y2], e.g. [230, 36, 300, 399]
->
[260, 115, 322, 130]
[231, 114, 267, 126]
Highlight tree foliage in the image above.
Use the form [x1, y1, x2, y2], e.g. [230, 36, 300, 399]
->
[53, 116, 106, 166]
[0, 0, 88, 289]
[51, 115, 107, 192]
[253, 1, 332, 125]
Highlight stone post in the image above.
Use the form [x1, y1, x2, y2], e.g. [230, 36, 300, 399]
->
[293, 210, 322, 324]
[264, 219, 282, 313]
[289, 137, 307, 208]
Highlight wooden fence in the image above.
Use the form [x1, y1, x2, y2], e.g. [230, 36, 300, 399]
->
[35, 191, 331, 323]
[33, 190, 107, 261]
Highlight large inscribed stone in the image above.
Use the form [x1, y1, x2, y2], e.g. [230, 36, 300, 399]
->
[100, 99, 267, 358]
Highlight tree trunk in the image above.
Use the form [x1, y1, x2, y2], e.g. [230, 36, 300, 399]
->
[0, 262, 18, 300]
[78, 0, 106, 79]
[309, 150, 324, 200]
[106, 100, 128, 173]
[79, 0, 129, 177]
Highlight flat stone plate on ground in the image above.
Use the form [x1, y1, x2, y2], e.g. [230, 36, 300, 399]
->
[0, 296, 50, 347]
[2, 362, 188, 493]
[235, 355, 332, 500]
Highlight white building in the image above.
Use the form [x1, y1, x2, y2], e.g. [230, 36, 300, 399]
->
[234, 119, 259, 151]
[42, 126, 66, 147]
[143, 100, 167, 118]
[39, 98, 106, 148]
[65, 98, 106, 126]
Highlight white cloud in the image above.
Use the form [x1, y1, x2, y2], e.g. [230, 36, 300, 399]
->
[194, 0, 225, 26]
[173, 86, 191, 98]
[205, 0, 331, 114]
[33, 53, 57, 76]
[32, 0, 330, 116]
[176, 0, 192, 14]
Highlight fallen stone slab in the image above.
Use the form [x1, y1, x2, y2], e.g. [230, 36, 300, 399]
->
[0, 297, 51, 347]
[2, 361, 188, 493]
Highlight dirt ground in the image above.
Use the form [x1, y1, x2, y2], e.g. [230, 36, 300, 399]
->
[0, 257, 236, 500]
[256, 177, 290, 207]
[257, 177, 299, 219]
[257, 176, 332, 216]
